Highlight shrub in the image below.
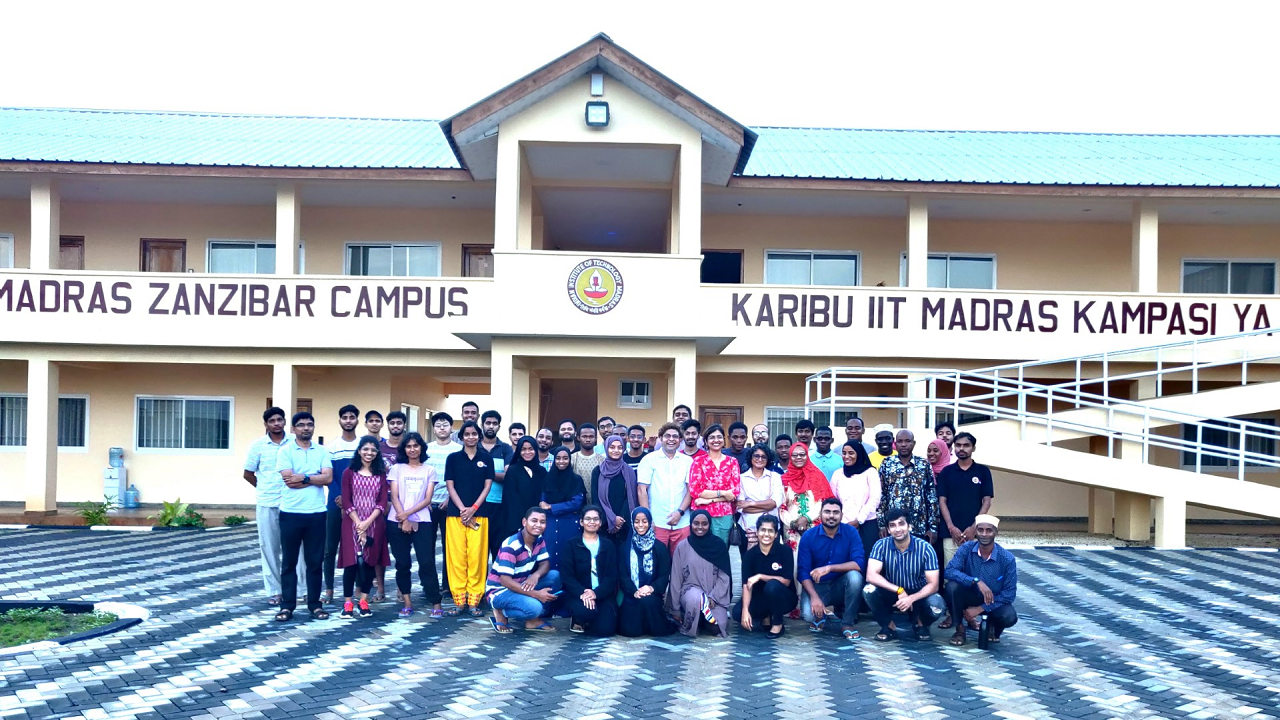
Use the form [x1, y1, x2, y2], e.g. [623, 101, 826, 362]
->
[223, 515, 249, 526]
[75, 496, 119, 526]
[148, 499, 189, 527]
[173, 510, 205, 528]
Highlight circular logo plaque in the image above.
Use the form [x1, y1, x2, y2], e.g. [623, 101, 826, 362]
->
[567, 258, 624, 314]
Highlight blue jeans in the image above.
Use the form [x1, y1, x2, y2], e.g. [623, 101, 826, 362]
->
[489, 570, 562, 622]
[801, 570, 864, 628]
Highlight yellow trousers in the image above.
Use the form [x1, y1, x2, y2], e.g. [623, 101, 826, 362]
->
[445, 517, 489, 608]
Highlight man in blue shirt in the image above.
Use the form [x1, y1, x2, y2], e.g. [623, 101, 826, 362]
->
[797, 497, 865, 640]
[863, 507, 946, 642]
[944, 514, 1017, 646]
[808, 425, 842, 480]
[273, 411, 332, 622]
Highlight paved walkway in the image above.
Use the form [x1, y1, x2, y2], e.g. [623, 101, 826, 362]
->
[2, 527, 1278, 719]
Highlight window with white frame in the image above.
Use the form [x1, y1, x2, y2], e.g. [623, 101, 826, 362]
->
[400, 403, 420, 433]
[1181, 417, 1277, 468]
[0, 395, 90, 448]
[928, 254, 996, 289]
[618, 380, 652, 409]
[765, 406, 859, 442]
[0, 233, 14, 268]
[136, 396, 232, 451]
[1182, 260, 1276, 295]
[346, 243, 441, 277]
[765, 251, 858, 286]
[207, 240, 275, 274]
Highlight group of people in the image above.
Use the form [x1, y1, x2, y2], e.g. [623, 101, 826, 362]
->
[242, 401, 1018, 646]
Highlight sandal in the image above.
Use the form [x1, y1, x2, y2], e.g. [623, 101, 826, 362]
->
[526, 621, 556, 632]
[444, 605, 463, 617]
[988, 631, 1001, 644]
[808, 618, 825, 633]
[873, 630, 894, 642]
[428, 608, 445, 619]
[913, 625, 931, 641]
[274, 609, 293, 622]
[268, 595, 282, 606]
[468, 606, 485, 618]
[842, 628, 860, 641]
[398, 607, 414, 619]
[569, 623, 584, 634]
[310, 608, 330, 620]
[937, 615, 954, 630]
[967, 616, 981, 631]
[490, 616, 513, 634]
[949, 632, 967, 647]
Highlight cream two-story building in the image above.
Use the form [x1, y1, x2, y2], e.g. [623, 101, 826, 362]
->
[2, 34, 1278, 540]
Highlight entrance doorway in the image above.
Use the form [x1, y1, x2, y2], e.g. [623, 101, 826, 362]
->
[540, 379, 598, 428]
[700, 405, 744, 428]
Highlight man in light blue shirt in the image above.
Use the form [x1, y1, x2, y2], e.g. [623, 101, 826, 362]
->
[637, 422, 694, 553]
[273, 411, 332, 621]
[427, 411, 462, 600]
[809, 425, 843, 480]
[242, 406, 303, 605]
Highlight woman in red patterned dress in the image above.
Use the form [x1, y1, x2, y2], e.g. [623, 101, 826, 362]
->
[339, 436, 391, 619]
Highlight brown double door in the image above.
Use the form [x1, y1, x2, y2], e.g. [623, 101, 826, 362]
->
[700, 405, 744, 429]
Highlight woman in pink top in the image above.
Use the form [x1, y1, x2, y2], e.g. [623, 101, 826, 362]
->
[688, 424, 742, 546]
[833, 440, 881, 560]
[339, 436, 390, 619]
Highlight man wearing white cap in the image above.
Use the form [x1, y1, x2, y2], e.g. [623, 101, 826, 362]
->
[943, 514, 1017, 647]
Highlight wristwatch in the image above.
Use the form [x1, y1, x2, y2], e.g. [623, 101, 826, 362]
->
[302, 475, 312, 485]
[972, 576, 980, 586]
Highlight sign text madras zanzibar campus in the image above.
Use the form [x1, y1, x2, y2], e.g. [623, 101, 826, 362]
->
[731, 291, 1275, 335]
[0, 278, 470, 319]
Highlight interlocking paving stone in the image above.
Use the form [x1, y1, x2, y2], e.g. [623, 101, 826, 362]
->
[3, 528, 1280, 719]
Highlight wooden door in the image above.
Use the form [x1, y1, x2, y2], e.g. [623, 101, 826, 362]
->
[59, 236, 85, 270]
[463, 244, 494, 277]
[140, 239, 187, 272]
[700, 405, 744, 429]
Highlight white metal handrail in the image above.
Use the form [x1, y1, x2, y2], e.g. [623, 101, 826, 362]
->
[805, 368, 1280, 481]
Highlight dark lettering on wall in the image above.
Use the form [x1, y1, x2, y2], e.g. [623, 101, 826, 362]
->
[447, 287, 468, 317]
[148, 283, 170, 315]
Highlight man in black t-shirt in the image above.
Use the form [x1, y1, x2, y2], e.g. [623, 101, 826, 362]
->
[936, 432, 993, 566]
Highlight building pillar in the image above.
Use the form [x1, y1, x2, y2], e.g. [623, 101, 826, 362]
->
[494, 133, 521, 252]
[489, 346, 515, 426]
[511, 365, 531, 428]
[30, 177, 60, 271]
[1086, 436, 1114, 534]
[1113, 438, 1153, 541]
[275, 185, 300, 275]
[1153, 494, 1187, 549]
[272, 362, 297, 419]
[1131, 202, 1159, 294]
[672, 142, 702, 258]
[906, 195, 929, 289]
[25, 358, 59, 515]
[667, 350, 697, 419]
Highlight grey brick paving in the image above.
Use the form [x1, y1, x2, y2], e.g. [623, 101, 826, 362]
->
[2, 528, 1279, 719]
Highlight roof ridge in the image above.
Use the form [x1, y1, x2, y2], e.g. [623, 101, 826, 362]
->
[0, 106, 443, 124]
[749, 126, 1280, 139]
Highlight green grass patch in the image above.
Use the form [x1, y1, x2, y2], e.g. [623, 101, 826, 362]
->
[0, 607, 118, 648]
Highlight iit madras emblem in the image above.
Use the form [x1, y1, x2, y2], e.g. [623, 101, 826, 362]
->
[567, 258, 624, 314]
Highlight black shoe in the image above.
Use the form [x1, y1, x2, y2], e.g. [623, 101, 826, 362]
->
[914, 625, 931, 641]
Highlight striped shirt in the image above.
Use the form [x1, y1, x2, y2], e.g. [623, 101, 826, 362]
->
[425, 441, 461, 503]
[486, 531, 549, 599]
[869, 535, 938, 594]
[243, 433, 289, 507]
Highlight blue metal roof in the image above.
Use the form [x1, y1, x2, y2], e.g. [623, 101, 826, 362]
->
[5, 107, 1280, 187]
[0, 107, 460, 169]
[744, 127, 1280, 187]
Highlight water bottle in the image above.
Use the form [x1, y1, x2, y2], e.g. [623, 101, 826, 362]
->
[123, 485, 140, 509]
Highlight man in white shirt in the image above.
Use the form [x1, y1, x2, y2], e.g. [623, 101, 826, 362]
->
[242, 406, 303, 606]
[427, 411, 462, 600]
[322, 404, 361, 605]
[637, 421, 694, 553]
[273, 412, 332, 620]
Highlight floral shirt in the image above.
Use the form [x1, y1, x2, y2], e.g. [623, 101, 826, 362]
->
[688, 454, 742, 518]
[876, 454, 938, 536]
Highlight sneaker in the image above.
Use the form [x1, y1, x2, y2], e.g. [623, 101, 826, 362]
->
[358, 599, 372, 618]
[340, 602, 355, 619]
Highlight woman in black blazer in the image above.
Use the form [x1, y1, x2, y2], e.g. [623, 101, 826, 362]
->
[559, 505, 618, 636]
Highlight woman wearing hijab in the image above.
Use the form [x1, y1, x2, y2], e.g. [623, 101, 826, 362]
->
[778, 443, 836, 549]
[539, 445, 586, 570]
[833, 440, 882, 559]
[665, 509, 733, 638]
[502, 437, 546, 545]
[590, 436, 639, 547]
[925, 437, 951, 612]
[618, 507, 676, 637]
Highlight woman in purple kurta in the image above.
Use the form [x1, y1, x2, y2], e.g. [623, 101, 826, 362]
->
[339, 436, 390, 618]
[665, 510, 733, 638]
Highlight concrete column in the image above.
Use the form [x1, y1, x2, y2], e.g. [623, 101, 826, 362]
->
[275, 185, 300, 276]
[272, 362, 297, 419]
[1086, 436, 1114, 534]
[30, 177, 60, 271]
[1113, 438, 1153, 541]
[1153, 494, 1187, 549]
[1131, 202, 1159, 293]
[494, 133, 521, 252]
[667, 350, 697, 418]
[906, 195, 928, 288]
[673, 141, 702, 257]
[24, 358, 59, 514]
[511, 366, 531, 427]
[489, 346, 514, 426]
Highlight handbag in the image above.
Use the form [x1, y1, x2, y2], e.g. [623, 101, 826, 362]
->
[727, 513, 747, 549]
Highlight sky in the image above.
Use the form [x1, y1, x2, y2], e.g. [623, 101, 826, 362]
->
[3, 1, 1279, 134]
